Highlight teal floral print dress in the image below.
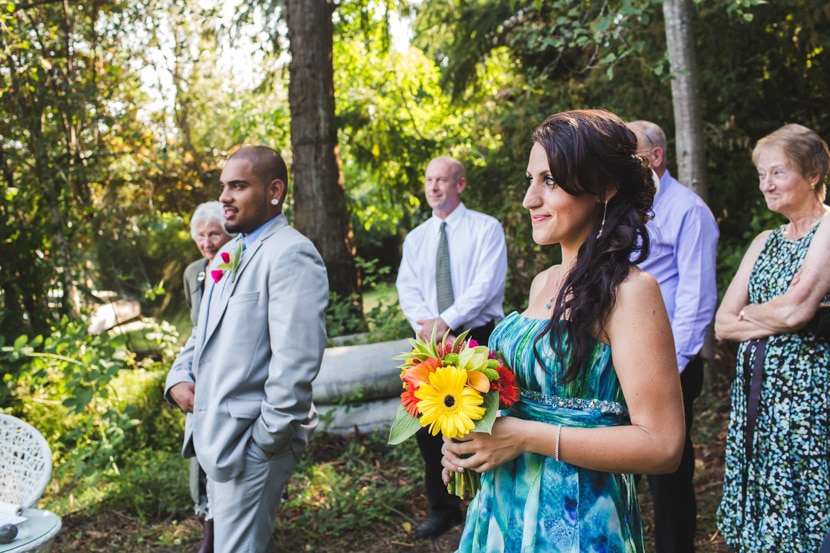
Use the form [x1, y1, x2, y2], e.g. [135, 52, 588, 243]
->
[456, 312, 644, 553]
[717, 225, 830, 551]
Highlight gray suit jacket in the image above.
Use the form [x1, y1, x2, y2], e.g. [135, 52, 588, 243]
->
[165, 216, 328, 483]
[183, 258, 208, 327]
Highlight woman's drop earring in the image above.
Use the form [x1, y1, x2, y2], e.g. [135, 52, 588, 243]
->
[596, 200, 608, 239]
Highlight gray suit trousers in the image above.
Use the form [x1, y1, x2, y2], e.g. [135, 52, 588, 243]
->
[209, 440, 297, 553]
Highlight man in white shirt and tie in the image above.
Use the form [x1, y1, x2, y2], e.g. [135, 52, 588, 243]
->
[396, 155, 508, 539]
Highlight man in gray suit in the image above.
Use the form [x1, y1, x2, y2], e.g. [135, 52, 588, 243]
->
[166, 145, 329, 553]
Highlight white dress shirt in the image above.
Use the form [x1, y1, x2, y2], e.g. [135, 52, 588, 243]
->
[396, 203, 507, 334]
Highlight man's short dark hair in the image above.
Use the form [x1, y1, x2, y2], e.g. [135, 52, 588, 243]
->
[228, 146, 288, 195]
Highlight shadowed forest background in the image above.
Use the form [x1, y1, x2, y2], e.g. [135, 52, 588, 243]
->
[1, 0, 828, 551]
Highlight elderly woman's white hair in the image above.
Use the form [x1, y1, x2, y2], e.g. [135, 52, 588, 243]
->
[189, 201, 235, 240]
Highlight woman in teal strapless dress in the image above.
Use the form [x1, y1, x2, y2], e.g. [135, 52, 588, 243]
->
[441, 110, 686, 552]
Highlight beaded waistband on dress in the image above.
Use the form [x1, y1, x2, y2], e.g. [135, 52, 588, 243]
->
[520, 389, 628, 416]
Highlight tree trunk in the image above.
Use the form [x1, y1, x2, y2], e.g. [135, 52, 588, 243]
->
[286, 0, 363, 331]
[663, 0, 708, 202]
[663, 0, 716, 384]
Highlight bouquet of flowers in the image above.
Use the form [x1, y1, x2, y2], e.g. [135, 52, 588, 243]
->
[387, 329, 519, 499]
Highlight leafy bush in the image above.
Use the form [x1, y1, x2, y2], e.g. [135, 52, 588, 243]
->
[326, 257, 411, 342]
[274, 430, 422, 546]
[0, 317, 183, 513]
[80, 448, 192, 520]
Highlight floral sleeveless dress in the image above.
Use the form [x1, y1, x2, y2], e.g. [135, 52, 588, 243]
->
[456, 312, 644, 553]
[717, 225, 830, 551]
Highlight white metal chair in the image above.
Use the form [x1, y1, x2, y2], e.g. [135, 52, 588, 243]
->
[0, 414, 53, 508]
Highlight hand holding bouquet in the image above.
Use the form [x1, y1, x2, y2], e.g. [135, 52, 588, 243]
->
[387, 329, 518, 498]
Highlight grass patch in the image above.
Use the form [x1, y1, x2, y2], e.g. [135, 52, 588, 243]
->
[273, 429, 422, 549]
[362, 282, 398, 313]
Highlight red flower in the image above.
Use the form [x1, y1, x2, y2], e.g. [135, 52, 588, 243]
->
[438, 337, 473, 357]
[212, 244, 242, 283]
[211, 252, 233, 283]
[400, 382, 420, 417]
[436, 342, 452, 357]
[493, 363, 519, 408]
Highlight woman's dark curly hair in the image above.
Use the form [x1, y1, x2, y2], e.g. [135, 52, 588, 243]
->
[531, 110, 656, 383]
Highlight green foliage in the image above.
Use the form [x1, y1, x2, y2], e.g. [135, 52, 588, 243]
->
[274, 430, 421, 544]
[326, 258, 411, 340]
[412, 0, 656, 100]
[360, 299, 413, 343]
[0, 0, 284, 340]
[326, 291, 411, 342]
[0, 317, 182, 511]
[0, 1, 170, 337]
[663, 0, 828, 289]
[96, 211, 195, 318]
[326, 292, 362, 338]
[405, 0, 829, 304]
[334, 13, 454, 262]
[70, 449, 192, 520]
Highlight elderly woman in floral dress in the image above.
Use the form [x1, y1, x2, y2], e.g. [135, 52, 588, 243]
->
[715, 123, 830, 552]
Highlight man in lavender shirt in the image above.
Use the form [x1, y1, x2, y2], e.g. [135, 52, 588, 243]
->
[628, 120, 719, 553]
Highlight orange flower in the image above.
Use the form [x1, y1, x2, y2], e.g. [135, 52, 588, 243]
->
[422, 357, 442, 370]
[403, 357, 441, 388]
[399, 357, 418, 381]
[466, 370, 491, 394]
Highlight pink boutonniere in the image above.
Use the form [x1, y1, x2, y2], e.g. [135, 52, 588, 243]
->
[210, 241, 243, 283]
[210, 268, 225, 284]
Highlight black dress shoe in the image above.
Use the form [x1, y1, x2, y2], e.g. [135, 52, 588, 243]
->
[414, 510, 463, 539]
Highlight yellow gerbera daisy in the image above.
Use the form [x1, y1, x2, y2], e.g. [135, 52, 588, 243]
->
[414, 366, 486, 439]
